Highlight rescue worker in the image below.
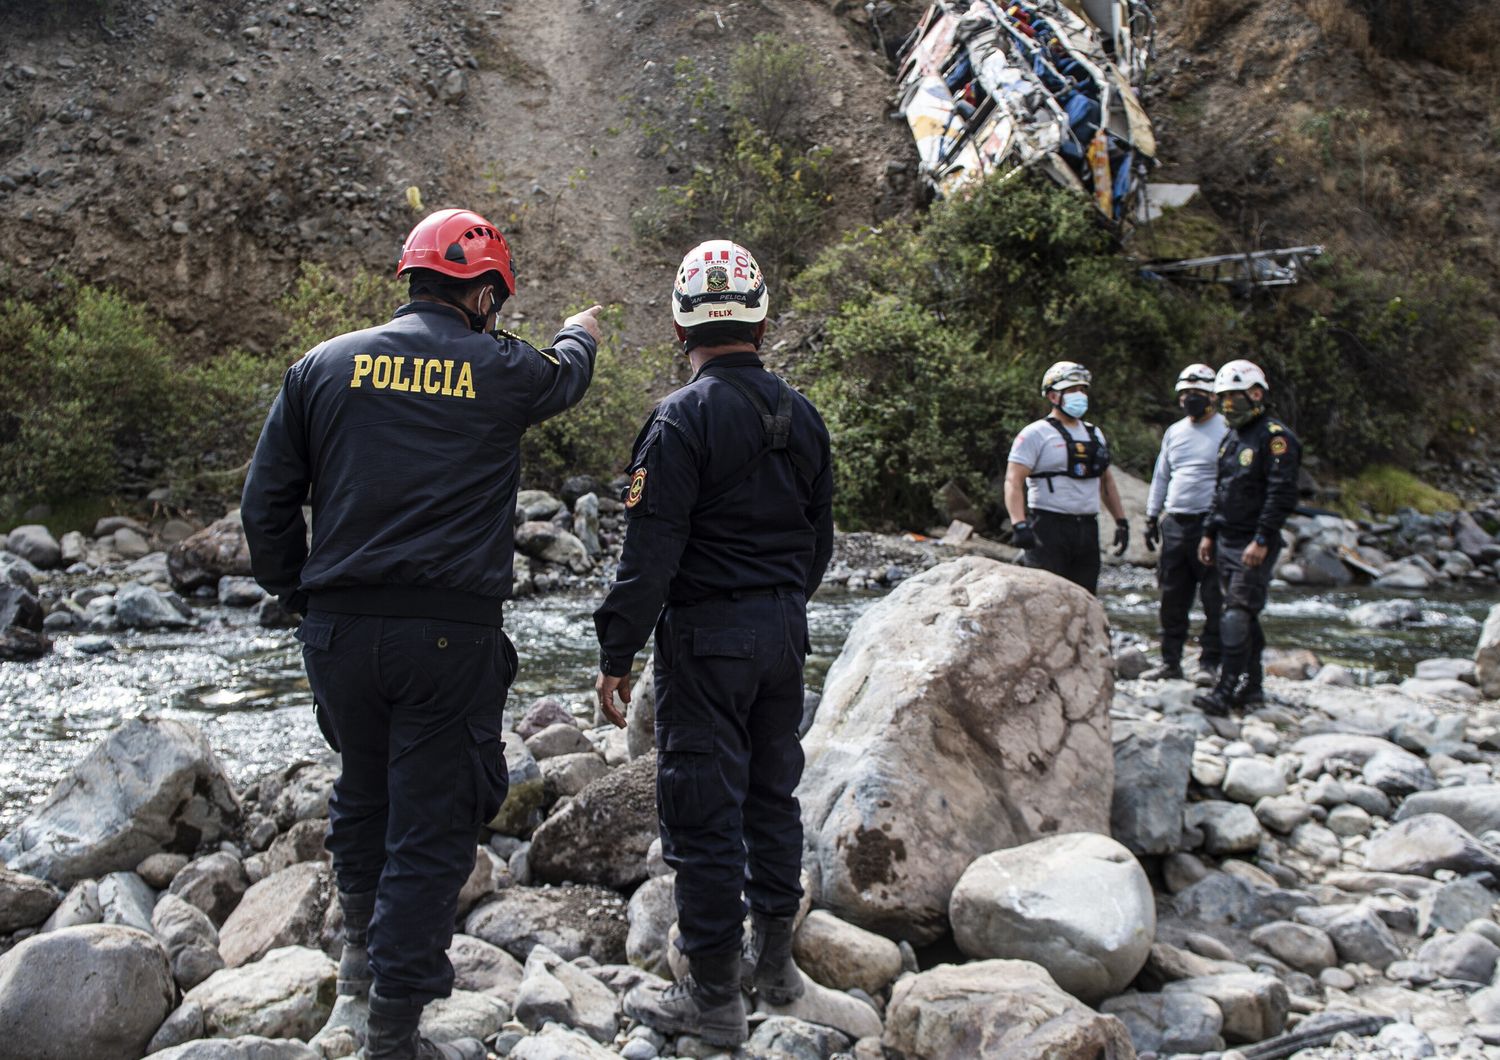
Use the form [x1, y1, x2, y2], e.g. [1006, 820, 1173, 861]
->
[1003, 360, 1129, 594]
[241, 208, 601, 1060]
[1193, 359, 1302, 716]
[592, 240, 834, 1047]
[1142, 364, 1228, 682]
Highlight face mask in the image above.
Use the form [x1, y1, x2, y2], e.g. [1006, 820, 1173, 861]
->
[1182, 393, 1212, 419]
[1060, 392, 1089, 418]
[1218, 394, 1261, 428]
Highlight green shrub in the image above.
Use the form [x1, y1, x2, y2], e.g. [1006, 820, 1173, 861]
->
[0, 280, 281, 508]
[729, 33, 821, 143]
[791, 171, 1492, 530]
[631, 35, 835, 284]
[274, 262, 405, 361]
[1337, 465, 1460, 517]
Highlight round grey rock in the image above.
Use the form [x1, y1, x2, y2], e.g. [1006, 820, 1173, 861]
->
[0, 924, 174, 1060]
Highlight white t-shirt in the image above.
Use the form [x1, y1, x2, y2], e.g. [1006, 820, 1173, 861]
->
[1008, 416, 1106, 515]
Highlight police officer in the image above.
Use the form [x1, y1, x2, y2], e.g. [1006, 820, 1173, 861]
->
[1142, 364, 1229, 682]
[1004, 360, 1129, 594]
[1193, 359, 1302, 716]
[592, 240, 834, 1048]
[242, 208, 600, 1060]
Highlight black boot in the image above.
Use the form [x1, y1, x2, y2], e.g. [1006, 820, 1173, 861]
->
[338, 890, 375, 998]
[1140, 661, 1184, 681]
[623, 947, 748, 1047]
[742, 911, 804, 1005]
[363, 989, 485, 1060]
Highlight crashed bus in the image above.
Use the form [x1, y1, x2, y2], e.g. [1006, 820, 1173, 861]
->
[895, 0, 1157, 222]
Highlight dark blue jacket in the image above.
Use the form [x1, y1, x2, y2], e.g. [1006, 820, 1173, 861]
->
[242, 301, 596, 625]
[1205, 411, 1302, 544]
[593, 352, 834, 675]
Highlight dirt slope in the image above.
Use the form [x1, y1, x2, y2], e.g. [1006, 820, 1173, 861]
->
[1138, 0, 1500, 298]
[0, 0, 911, 354]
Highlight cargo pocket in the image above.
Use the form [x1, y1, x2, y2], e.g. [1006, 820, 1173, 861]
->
[457, 714, 509, 828]
[295, 613, 334, 652]
[656, 723, 721, 829]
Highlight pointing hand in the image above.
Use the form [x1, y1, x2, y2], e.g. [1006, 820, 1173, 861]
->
[565, 304, 605, 343]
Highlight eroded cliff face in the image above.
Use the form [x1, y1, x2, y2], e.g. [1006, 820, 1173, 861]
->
[0, 0, 912, 353]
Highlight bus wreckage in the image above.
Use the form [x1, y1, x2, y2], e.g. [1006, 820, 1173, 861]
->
[894, 0, 1321, 290]
[896, 0, 1157, 221]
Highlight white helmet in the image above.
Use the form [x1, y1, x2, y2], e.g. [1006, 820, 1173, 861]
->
[1214, 359, 1269, 394]
[1175, 363, 1216, 392]
[671, 239, 768, 328]
[1041, 360, 1091, 396]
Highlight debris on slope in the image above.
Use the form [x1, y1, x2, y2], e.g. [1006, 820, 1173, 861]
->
[894, 0, 1157, 220]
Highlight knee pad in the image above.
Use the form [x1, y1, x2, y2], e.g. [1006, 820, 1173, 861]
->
[1221, 607, 1252, 650]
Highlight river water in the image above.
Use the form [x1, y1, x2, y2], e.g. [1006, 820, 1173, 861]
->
[1, 570, 1493, 832]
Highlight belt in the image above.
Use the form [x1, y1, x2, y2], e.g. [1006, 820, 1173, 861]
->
[1032, 510, 1097, 522]
[667, 586, 802, 607]
[1167, 511, 1207, 524]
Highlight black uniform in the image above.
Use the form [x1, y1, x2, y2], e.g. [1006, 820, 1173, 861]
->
[594, 351, 833, 961]
[1203, 410, 1301, 701]
[242, 301, 595, 1004]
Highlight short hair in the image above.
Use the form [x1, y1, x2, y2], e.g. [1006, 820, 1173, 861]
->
[406, 268, 506, 302]
[681, 321, 760, 351]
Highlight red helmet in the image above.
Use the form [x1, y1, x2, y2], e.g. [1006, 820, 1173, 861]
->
[396, 208, 516, 296]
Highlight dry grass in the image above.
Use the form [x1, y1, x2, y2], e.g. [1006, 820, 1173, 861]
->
[1179, 0, 1257, 48]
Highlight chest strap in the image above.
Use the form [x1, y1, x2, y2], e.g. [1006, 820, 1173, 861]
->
[697, 368, 816, 504]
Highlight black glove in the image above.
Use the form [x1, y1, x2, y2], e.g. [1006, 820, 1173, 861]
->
[1112, 518, 1130, 557]
[1011, 520, 1038, 550]
[1144, 516, 1159, 553]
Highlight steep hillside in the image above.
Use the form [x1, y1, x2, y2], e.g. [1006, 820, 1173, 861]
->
[1139, 0, 1500, 335]
[0, 0, 911, 353]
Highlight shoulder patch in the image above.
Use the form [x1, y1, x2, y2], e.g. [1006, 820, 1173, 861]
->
[625, 467, 647, 509]
[1239, 448, 1255, 467]
[1270, 437, 1288, 456]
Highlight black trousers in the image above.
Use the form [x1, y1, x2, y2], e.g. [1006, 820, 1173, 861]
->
[298, 610, 514, 1003]
[1214, 534, 1279, 696]
[1024, 509, 1101, 594]
[652, 591, 807, 958]
[1158, 512, 1223, 667]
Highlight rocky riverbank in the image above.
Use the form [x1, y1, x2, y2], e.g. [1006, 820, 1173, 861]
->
[0, 486, 948, 663]
[3, 557, 1500, 1058]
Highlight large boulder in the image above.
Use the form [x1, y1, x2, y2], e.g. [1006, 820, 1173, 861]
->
[218, 862, 333, 967]
[1396, 786, 1500, 836]
[1477, 602, 1500, 699]
[884, 959, 1135, 1059]
[464, 885, 628, 964]
[1111, 720, 1193, 855]
[1, 717, 240, 885]
[6, 524, 61, 568]
[169, 511, 253, 592]
[114, 583, 194, 629]
[800, 559, 1113, 943]
[950, 833, 1155, 1003]
[0, 925, 174, 1060]
[184, 945, 337, 1040]
[529, 752, 657, 888]
[1363, 814, 1500, 877]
